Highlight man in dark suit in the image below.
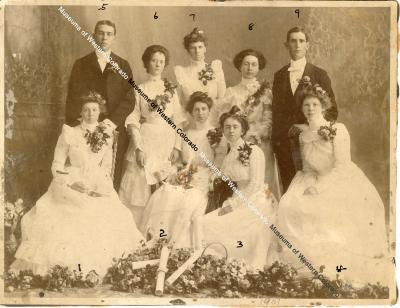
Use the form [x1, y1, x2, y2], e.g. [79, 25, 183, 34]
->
[272, 26, 338, 192]
[66, 20, 135, 190]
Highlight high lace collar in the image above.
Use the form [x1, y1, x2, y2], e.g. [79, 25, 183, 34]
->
[227, 138, 245, 152]
[147, 74, 163, 82]
[189, 58, 206, 68]
[240, 77, 258, 87]
[81, 121, 98, 132]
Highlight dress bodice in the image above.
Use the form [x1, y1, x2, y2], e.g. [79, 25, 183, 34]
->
[219, 78, 273, 140]
[174, 59, 226, 103]
[181, 124, 215, 168]
[220, 139, 265, 201]
[51, 124, 113, 185]
[300, 123, 351, 179]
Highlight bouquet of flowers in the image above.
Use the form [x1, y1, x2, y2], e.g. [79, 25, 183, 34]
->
[237, 142, 253, 166]
[198, 63, 215, 86]
[84, 122, 111, 153]
[149, 78, 177, 112]
[206, 127, 223, 147]
[175, 164, 198, 189]
[318, 122, 337, 141]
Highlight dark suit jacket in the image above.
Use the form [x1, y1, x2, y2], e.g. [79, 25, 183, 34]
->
[65, 51, 135, 127]
[271, 62, 337, 149]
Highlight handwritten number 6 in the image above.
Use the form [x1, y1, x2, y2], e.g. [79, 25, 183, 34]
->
[154, 12, 158, 19]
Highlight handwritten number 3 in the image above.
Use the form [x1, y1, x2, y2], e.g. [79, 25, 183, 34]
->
[237, 241, 243, 248]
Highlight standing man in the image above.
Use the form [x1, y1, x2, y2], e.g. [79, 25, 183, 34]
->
[271, 26, 338, 192]
[66, 20, 135, 190]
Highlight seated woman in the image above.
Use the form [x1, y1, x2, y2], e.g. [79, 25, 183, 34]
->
[11, 92, 144, 277]
[200, 106, 277, 270]
[274, 82, 391, 286]
[140, 92, 215, 249]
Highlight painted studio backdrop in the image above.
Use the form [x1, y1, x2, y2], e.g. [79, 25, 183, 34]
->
[4, 5, 391, 218]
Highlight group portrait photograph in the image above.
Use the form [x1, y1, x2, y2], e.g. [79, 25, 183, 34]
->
[1, 0, 398, 306]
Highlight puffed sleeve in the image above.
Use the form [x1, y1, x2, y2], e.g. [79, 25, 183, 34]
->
[258, 88, 273, 139]
[125, 91, 144, 151]
[314, 123, 352, 192]
[51, 124, 73, 177]
[211, 60, 226, 99]
[230, 146, 265, 209]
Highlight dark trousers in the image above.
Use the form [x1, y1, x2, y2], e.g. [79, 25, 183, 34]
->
[113, 128, 129, 191]
[274, 140, 297, 193]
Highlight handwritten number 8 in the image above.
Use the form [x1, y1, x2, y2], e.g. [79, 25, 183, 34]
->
[248, 23, 254, 30]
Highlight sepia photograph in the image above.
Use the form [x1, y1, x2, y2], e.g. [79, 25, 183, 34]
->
[1, 0, 397, 305]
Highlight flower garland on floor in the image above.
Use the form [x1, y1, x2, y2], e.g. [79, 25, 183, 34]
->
[5, 239, 389, 299]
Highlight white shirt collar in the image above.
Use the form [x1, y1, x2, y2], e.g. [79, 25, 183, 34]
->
[189, 58, 205, 68]
[148, 74, 162, 82]
[289, 56, 307, 69]
[227, 138, 245, 151]
[95, 49, 111, 62]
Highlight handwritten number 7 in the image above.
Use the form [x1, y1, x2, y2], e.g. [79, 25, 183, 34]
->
[189, 14, 195, 21]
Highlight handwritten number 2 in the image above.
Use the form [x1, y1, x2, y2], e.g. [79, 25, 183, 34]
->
[160, 229, 167, 237]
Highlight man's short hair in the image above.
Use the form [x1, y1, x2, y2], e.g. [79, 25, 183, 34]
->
[94, 20, 116, 35]
[286, 26, 309, 42]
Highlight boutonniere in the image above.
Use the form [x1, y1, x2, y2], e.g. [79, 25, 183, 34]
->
[148, 78, 177, 112]
[317, 121, 337, 141]
[237, 142, 253, 166]
[243, 80, 271, 111]
[206, 127, 223, 147]
[84, 122, 111, 153]
[198, 63, 215, 86]
[298, 75, 311, 86]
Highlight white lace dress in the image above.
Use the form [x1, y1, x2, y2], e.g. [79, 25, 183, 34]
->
[140, 124, 215, 248]
[218, 77, 280, 197]
[275, 123, 391, 285]
[174, 59, 226, 126]
[119, 76, 186, 209]
[11, 123, 144, 276]
[201, 138, 277, 270]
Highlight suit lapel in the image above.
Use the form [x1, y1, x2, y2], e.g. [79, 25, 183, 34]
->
[293, 62, 312, 97]
[88, 52, 103, 75]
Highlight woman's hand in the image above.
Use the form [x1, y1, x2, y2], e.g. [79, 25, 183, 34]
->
[303, 186, 318, 195]
[69, 181, 89, 193]
[169, 148, 180, 164]
[218, 205, 233, 216]
[135, 148, 146, 167]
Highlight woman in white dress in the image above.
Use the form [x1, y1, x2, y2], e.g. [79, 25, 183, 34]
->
[201, 106, 277, 270]
[140, 91, 215, 248]
[218, 49, 279, 197]
[119, 45, 186, 226]
[174, 27, 226, 126]
[11, 92, 144, 277]
[274, 82, 391, 286]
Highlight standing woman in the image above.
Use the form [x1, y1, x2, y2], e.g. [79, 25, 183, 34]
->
[218, 49, 280, 198]
[119, 45, 185, 226]
[174, 27, 226, 126]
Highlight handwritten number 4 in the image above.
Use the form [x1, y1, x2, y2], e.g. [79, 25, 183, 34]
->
[237, 241, 243, 248]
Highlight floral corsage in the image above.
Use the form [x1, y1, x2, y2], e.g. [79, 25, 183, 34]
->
[317, 121, 337, 141]
[84, 122, 111, 153]
[206, 127, 223, 147]
[198, 63, 215, 86]
[149, 78, 177, 112]
[237, 142, 253, 166]
[243, 80, 271, 111]
[175, 164, 198, 189]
